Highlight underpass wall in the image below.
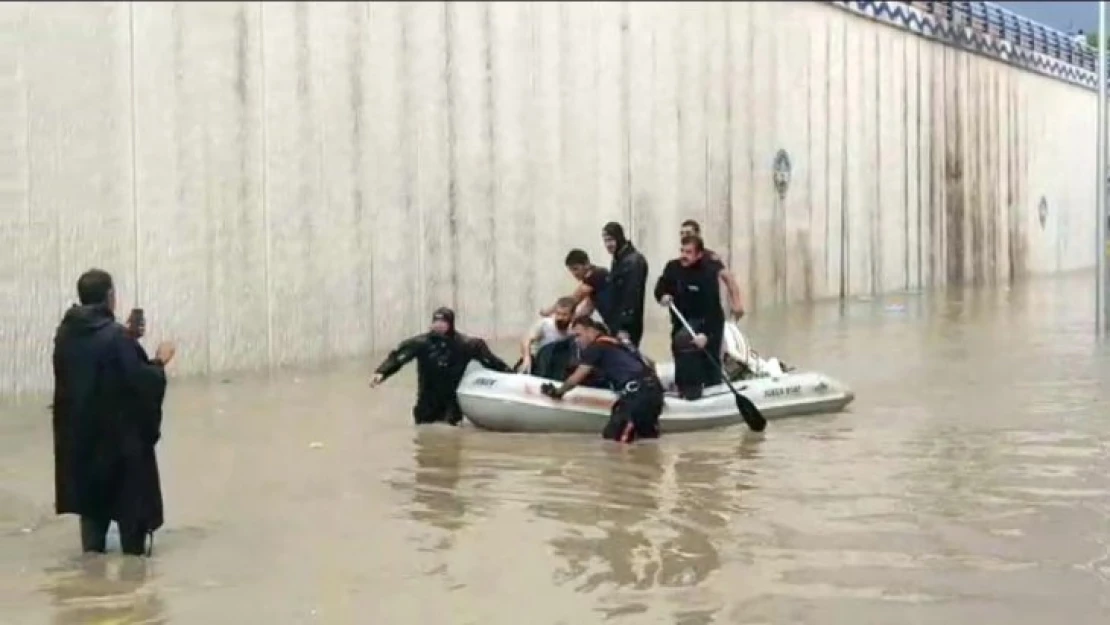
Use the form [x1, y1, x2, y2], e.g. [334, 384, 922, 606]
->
[0, 1, 1097, 393]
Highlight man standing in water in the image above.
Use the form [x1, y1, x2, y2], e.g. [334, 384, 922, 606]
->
[541, 317, 664, 443]
[602, 222, 650, 347]
[679, 219, 745, 320]
[52, 268, 176, 556]
[370, 307, 513, 425]
[655, 235, 737, 399]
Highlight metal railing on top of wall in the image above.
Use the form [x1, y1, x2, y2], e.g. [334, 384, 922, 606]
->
[904, 1, 1097, 70]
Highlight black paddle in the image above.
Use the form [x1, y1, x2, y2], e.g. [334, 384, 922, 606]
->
[668, 303, 767, 432]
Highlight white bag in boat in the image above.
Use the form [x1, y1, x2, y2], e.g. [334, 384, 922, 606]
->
[722, 322, 750, 364]
[722, 322, 784, 377]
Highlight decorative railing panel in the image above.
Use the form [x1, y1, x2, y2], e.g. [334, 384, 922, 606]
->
[832, 1, 1103, 90]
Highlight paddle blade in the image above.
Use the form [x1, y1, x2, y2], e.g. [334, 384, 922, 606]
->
[734, 391, 767, 432]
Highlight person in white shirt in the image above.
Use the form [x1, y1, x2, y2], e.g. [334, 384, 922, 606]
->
[517, 296, 576, 377]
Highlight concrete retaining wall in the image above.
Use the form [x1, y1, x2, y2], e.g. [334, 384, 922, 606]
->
[0, 1, 1097, 393]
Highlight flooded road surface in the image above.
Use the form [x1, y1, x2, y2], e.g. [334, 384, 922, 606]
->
[2, 274, 1109, 624]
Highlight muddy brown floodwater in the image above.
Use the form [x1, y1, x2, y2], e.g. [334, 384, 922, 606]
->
[2, 274, 1110, 624]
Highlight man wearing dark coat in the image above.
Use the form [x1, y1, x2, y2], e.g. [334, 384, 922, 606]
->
[52, 268, 176, 556]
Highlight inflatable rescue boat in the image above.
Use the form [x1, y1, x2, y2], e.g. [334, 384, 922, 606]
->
[456, 324, 854, 433]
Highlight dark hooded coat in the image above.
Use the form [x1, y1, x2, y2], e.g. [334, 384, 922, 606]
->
[602, 222, 650, 345]
[52, 304, 167, 532]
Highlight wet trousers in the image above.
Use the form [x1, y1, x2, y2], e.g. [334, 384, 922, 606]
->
[671, 319, 724, 400]
[413, 392, 463, 425]
[80, 515, 148, 556]
[601, 378, 665, 443]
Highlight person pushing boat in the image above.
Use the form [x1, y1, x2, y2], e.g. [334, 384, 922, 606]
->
[370, 307, 512, 425]
[540, 317, 664, 443]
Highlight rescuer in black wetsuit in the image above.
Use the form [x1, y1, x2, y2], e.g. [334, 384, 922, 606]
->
[370, 307, 512, 425]
[540, 317, 664, 443]
[602, 222, 650, 348]
[654, 235, 729, 400]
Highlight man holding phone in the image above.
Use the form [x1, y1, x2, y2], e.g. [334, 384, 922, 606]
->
[51, 268, 176, 556]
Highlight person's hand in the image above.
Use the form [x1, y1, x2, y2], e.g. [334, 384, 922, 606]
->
[369, 373, 384, 388]
[731, 307, 745, 321]
[518, 357, 532, 374]
[658, 294, 673, 307]
[540, 383, 564, 400]
[154, 341, 176, 365]
[693, 333, 708, 349]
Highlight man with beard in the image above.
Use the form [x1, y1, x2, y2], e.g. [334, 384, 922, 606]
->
[52, 268, 176, 556]
[679, 219, 745, 321]
[517, 296, 576, 379]
[655, 235, 737, 399]
[540, 249, 614, 328]
[541, 316, 664, 443]
[370, 307, 513, 425]
[601, 222, 650, 347]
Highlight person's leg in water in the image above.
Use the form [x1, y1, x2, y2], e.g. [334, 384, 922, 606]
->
[80, 516, 110, 553]
[117, 520, 149, 556]
[601, 396, 635, 442]
[413, 394, 450, 425]
[628, 379, 665, 439]
[601, 383, 663, 443]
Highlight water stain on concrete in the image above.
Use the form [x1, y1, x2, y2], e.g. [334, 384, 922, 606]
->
[442, 3, 460, 306]
[944, 48, 967, 287]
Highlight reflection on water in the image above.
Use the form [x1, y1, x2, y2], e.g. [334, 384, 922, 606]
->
[0, 274, 1109, 623]
[43, 556, 165, 625]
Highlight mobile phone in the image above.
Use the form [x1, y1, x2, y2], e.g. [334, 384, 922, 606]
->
[127, 308, 145, 336]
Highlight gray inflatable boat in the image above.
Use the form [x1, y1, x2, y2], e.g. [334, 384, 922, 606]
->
[456, 361, 854, 434]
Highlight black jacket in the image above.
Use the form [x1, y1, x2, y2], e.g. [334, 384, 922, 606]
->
[375, 332, 512, 396]
[52, 304, 167, 531]
[654, 256, 725, 332]
[608, 242, 649, 338]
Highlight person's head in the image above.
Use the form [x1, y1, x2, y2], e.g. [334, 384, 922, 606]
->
[563, 249, 591, 280]
[571, 315, 607, 348]
[551, 297, 576, 330]
[680, 219, 701, 239]
[602, 222, 627, 255]
[76, 269, 115, 311]
[429, 306, 456, 335]
[679, 235, 705, 267]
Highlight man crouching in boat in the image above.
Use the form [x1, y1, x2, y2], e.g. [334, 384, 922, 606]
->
[370, 307, 513, 425]
[516, 296, 576, 379]
[540, 317, 665, 443]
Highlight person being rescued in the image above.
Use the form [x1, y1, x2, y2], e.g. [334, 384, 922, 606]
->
[516, 297, 577, 380]
[540, 316, 665, 443]
[654, 235, 741, 400]
[370, 307, 513, 425]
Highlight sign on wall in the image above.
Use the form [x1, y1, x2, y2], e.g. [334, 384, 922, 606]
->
[773, 149, 792, 200]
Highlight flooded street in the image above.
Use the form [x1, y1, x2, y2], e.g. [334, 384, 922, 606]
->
[2, 273, 1109, 624]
